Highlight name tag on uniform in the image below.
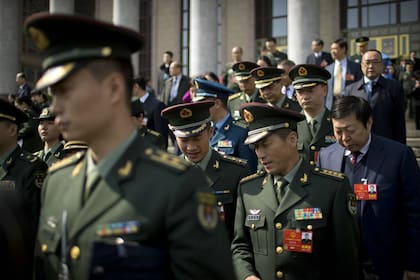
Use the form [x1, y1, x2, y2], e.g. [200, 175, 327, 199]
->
[217, 140, 233, 148]
[294, 208, 323, 220]
[354, 184, 378, 200]
[247, 209, 261, 221]
[96, 221, 141, 237]
[283, 229, 313, 253]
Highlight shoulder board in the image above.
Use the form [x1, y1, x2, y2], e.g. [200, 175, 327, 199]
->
[144, 148, 190, 172]
[312, 166, 345, 180]
[20, 151, 42, 163]
[48, 152, 85, 173]
[240, 170, 266, 184]
[147, 129, 161, 137]
[228, 92, 241, 101]
[220, 154, 248, 166]
[33, 150, 42, 157]
[233, 120, 248, 129]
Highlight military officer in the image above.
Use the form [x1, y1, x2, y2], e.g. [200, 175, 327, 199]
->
[26, 12, 234, 280]
[0, 98, 48, 267]
[231, 102, 359, 280]
[34, 107, 65, 166]
[228, 61, 264, 123]
[194, 78, 258, 172]
[131, 99, 166, 149]
[162, 100, 250, 239]
[289, 64, 337, 164]
[350, 36, 369, 64]
[251, 66, 302, 112]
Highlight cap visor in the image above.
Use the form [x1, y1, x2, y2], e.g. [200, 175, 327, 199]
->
[244, 130, 270, 145]
[255, 81, 273, 89]
[172, 123, 208, 138]
[34, 62, 82, 92]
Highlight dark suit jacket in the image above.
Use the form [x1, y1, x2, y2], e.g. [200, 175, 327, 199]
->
[345, 76, 406, 144]
[318, 135, 420, 279]
[325, 60, 363, 109]
[161, 75, 190, 106]
[204, 150, 250, 240]
[35, 136, 235, 280]
[305, 52, 333, 67]
[17, 84, 31, 99]
[142, 94, 168, 149]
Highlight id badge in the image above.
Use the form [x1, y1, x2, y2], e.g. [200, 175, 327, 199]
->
[354, 183, 378, 200]
[283, 229, 313, 253]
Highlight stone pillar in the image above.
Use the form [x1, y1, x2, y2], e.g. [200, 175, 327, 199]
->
[320, 0, 341, 47]
[50, 0, 74, 14]
[113, 0, 140, 75]
[287, 0, 320, 64]
[0, 0, 19, 97]
[190, 0, 218, 76]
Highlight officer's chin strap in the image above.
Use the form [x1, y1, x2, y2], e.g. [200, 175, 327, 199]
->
[58, 210, 71, 280]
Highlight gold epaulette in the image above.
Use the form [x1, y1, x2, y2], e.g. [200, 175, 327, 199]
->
[240, 170, 265, 184]
[144, 148, 190, 171]
[312, 166, 345, 180]
[48, 152, 85, 173]
[220, 154, 248, 166]
[228, 92, 241, 101]
[147, 129, 161, 137]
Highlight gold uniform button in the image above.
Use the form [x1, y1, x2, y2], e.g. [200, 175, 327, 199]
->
[41, 244, 48, 253]
[70, 246, 81, 260]
[251, 224, 256, 230]
[310, 160, 315, 165]
[307, 224, 313, 230]
[276, 271, 284, 279]
[217, 201, 222, 206]
[275, 246, 283, 254]
[275, 222, 282, 230]
[310, 146, 316, 151]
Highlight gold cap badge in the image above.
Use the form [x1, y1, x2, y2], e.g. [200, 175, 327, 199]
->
[243, 109, 254, 123]
[298, 67, 307, 76]
[180, 108, 192, 118]
[257, 69, 265, 77]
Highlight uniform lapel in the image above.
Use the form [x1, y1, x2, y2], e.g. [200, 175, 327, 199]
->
[275, 161, 309, 217]
[297, 120, 312, 146]
[1, 146, 21, 180]
[205, 150, 222, 187]
[258, 174, 279, 213]
[364, 135, 384, 185]
[311, 111, 332, 144]
[69, 136, 142, 239]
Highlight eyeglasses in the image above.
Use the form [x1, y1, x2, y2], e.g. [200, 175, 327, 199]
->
[362, 60, 382, 66]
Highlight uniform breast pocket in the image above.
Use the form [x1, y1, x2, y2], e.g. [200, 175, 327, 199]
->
[291, 219, 328, 259]
[38, 220, 61, 255]
[244, 216, 267, 255]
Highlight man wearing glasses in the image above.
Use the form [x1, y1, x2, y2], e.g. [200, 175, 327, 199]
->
[345, 49, 406, 144]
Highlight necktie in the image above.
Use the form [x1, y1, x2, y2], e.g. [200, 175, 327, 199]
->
[310, 119, 318, 137]
[334, 61, 342, 96]
[276, 178, 288, 204]
[366, 81, 375, 104]
[351, 151, 360, 166]
[170, 77, 178, 102]
[83, 168, 101, 202]
[44, 151, 52, 162]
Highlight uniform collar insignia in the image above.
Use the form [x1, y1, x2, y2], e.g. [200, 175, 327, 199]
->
[72, 161, 83, 177]
[224, 124, 230, 130]
[213, 160, 219, 169]
[300, 173, 308, 183]
[118, 160, 132, 177]
[262, 176, 267, 186]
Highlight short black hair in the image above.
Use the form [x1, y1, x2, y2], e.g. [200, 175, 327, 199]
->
[265, 37, 277, 44]
[313, 38, 324, 47]
[331, 96, 372, 128]
[333, 38, 348, 53]
[133, 76, 147, 91]
[164, 51, 174, 57]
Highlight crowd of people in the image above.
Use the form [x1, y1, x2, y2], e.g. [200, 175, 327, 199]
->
[0, 12, 420, 280]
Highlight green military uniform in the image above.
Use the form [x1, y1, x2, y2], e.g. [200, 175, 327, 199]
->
[62, 141, 88, 157]
[228, 62, 265, 123]
[26, 13, 235, 280]
[288, 64, 337, 164]
[232, 103, 359, 280]
[162, 101, 251, 240]
[34, 142, 65, 166]
[297, 110, 336, 164]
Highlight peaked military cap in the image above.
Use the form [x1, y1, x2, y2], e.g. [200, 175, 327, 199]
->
[232, 61, 260, 81]
[0, 99, 29, 124]
[24, 12, 144, 92]
[239, 102, 305, 144]
[161, 101, 214, 138]
[194, 79, 234, 100]
[34, 107, 55, 120]
[355, 36, 369, 45]
[289, 64, 331, 90]
[131, 99, 144, 116]
[250, 67, 284, 89]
